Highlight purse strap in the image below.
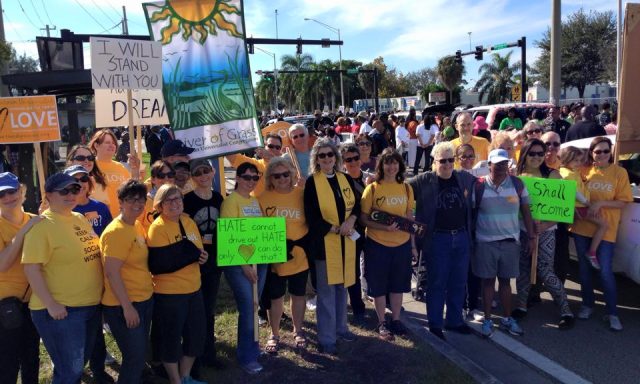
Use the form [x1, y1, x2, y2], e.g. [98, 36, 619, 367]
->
[178, 217, 188, 239]
[21, 285, 30, 302]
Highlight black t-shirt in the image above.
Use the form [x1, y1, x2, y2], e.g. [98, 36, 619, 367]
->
[434, 176, 466, 230]
[183, 189, 224, 272]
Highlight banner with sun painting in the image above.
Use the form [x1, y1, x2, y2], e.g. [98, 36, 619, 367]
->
[142, 0, 262, 158]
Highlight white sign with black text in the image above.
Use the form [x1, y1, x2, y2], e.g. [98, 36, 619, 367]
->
[94, 89, 169, 127]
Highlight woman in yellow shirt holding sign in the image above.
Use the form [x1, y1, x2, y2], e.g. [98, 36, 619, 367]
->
[22, 173, 104, 384]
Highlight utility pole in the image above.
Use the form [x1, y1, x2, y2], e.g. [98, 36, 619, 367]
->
[40, 24, 57, 38]
[275, 9, 278, 39]
[122, 6, 129, 35]
[549, 0, 561, 105]
[0, 0, 9, 97]
[468, 32, 472, 51]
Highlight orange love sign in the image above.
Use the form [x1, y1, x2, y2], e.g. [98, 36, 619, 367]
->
[0, 95, 61, 144]
[261, 121, 291, 147]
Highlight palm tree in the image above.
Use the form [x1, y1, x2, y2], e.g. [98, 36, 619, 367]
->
[279, 53, 314, 113]
[436, 56, 465, 104]
[475, 51, 520, 104]
[254, 77, 275, 112]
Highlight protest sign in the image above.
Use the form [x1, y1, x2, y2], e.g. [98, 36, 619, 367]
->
[519, 176, 577, 223]
[90, 37, 162, 90]
[94, 88, 169, 127]
[0, 95, 60, 144]
[261, 121, 291, 147]
[217, 217, 287, 266]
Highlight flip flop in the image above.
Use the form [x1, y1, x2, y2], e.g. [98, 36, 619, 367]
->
[265, 335, 279, 354]
[294, 332, 307, 349]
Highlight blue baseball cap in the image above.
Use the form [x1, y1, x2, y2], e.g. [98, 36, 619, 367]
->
[488, 149, 510, 164]
[161, 139, 194, 158]
[44, 173, 81, 193]
[63, 165, 90, 177]
[0, 172, 19, 192]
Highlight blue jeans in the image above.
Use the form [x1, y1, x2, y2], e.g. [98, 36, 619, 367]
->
[573, 234, 618, 315]
[31, 305, 101, 384]
[314, 260, 350, 348]
[224, 265, 267, 365]
[426, 230, 470, 329]
[103, 298, 153, 384]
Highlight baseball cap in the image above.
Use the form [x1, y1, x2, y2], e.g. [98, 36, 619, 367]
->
[190, 159, 212, 172]
[45, 173, 81, 193]
[357, 111, 368, 118]
[0, 172, 19, 192]
[63, 165, 89, 177]
[488, 149, 510, 164]
[173, 161, 190, 171]
[161, 140, 195, 158]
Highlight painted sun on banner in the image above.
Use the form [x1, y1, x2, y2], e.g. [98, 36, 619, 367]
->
[142, 0, 261, 158]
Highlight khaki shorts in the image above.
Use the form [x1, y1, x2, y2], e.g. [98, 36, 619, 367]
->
[472, 240, 520, 279]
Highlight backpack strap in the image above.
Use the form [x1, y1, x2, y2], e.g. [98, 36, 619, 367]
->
[474, 177, 485, 209]
[510, 175, 525, 199]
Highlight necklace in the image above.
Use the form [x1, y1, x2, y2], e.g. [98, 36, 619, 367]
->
[194, 189, 212, 200]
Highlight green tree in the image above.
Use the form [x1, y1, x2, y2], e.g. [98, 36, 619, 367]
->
[532, 8, 615, 98]
[475, 51, 520, 104]
[278, 53, 313, 113]
[255, 75, 275, 112]
[0, 41, 12, 68]
[8, 48, 40, 73]
[406, 68, 438, 95]
[436, 56, 465, 104]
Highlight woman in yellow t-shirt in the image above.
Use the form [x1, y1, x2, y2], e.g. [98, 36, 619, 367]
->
[0, 172, 41, 384]
[570, 137, 632, 331]
[89, 129, 140, 218]
[360, 149, 414, 341]
[220, 162, 267, 374]
[258, 158, 309, 353]
[100, 180, 154, 384]
[141, 161, 176, 232]
[147, 184, 208, 384]
[22, 172, 103, 384]
[67, 144, 110, 209]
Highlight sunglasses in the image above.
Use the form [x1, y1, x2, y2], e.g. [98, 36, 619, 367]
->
[56, 185, 81, 196]
[317, 152, 335, 159]
[271, 171, 291, 179]
[155, 171, 176, 179]
[528, 151, 545, 157]
[267, 144, 282, 150]
[74, 174, 90, 183]
[123, 196, 146, 204]
[0, 189, 18, 199]
[344, 155, 360, 163]
[459, 155, 476, 160]
[593, 149, 611, 155]
[192, 168, 212, 177]
[436, 158, 455, 164]
[163, 196, 183, 205]
[72, 155, 95, 162]
[356, 141, 372, 147]
[239, 174, 260, 181]
[545, 141, 561, 148]
[292, 133, 305, 140]
[526, 129, 542, 135]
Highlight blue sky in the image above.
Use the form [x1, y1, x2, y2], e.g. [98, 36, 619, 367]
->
[3, 0, 629, 89]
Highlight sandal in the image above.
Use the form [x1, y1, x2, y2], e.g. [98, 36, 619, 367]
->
[294, 332, 307, 349]
[265, 335, 279, 354]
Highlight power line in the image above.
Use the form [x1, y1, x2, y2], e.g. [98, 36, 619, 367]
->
[99, 21, 122, 34]
[16, 0, 40, 29]
[72, 0, 107, 31]
[40, 0, 54, 25]
[90, 0, 118, 25]
[29, 0, 45, 25]
[2, 9, 26, 41]
[104, 1, 122, 20]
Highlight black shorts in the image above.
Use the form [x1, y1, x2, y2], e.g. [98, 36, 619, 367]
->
[268, 269, 309, 299]
[364, 238, 412, 297]
[154, 290, 206, 363]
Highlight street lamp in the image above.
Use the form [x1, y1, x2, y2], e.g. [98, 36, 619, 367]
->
[304, 17, 345, 111]
[256, 46, 278, 113]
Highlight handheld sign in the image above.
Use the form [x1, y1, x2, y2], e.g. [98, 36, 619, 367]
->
[94, 89, 169, 127]
[519, 176, 577, 223]
[370, 210, 427, 237]
[217, 217, 287, 266]
[0, 95, 60, 144]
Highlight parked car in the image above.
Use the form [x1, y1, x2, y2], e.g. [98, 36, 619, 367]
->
[453, 102, 554, 130]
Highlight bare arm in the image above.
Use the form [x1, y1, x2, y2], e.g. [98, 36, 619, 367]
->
[104, 257, 140, 328]
[23, 264, 67, 320]
[0, 216, 42, 272]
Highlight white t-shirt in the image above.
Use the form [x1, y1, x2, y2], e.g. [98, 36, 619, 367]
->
[395, 125, 410, 152]
[359, 122, 373, 134]
[416, 123, 438, 146]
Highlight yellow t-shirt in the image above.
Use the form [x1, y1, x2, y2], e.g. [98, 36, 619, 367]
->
[220, 192, 262, 218]
[228, 154, 268, 197]
[140, 196, 157, 234]
[100, 217, 153, 305]
[361, 181, 414, 247]
[546, 156, 561, 170]
[570, 164, 633, 242]
[22, 210, 103, 310]
[0, 212, 35, 301]
[452, 136, 490, 168]
[258, 188, 309, 276]
[559, 167, 589, 208]
[147, 214, 203, 294]
[97, 160, 131, 218]
[91, 180, 111, 208]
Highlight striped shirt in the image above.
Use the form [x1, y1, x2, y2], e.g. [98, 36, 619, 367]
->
[476, 176, 529, 243]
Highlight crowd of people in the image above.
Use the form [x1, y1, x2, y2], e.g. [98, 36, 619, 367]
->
[0, 99, 632, 383]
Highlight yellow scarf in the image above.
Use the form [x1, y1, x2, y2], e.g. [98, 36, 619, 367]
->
[313, 172, 356, 287]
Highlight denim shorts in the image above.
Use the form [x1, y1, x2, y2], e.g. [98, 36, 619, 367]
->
[364, 238, 412, 297]
[268, 269, 309, 299]
[154, 291, 205, 363]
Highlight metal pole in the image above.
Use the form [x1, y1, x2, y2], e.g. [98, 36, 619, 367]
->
[373, 68, 379, 113]
[275, 9, 278, 39]
[468, 32, 472, 51]
[617, 0, 622, 98]
[550, 0, 561, 105]
[338, 28, 344, 111]
[122, 6, 129, 35]
[273, 55, 278, 113]
[520, 36, 526, 102]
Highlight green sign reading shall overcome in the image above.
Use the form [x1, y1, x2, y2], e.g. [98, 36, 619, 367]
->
[520, 176, 577, 223]
[217, 217, 287, 266]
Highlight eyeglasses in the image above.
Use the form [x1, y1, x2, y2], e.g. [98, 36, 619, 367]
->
[459, 155, 476, 160]
[123, 196, 146, 205]
[545, 141, 561, 148]
[192, 168, 212, 177]
[0, 189, 18, 199]
[56, 185, 81, 196]
[356, 141, 371, 147]
[155, 171, 176, 179]
[239, 174, 260, 181]
[74, 174, 90, 183]
[271, 171, 291, 179]
[317, 152, 335, 159]
[593, 149, 611, 155]
[436, 158, 456, 164]
[528, 151, 545, 157]
[72, 155, 95, 162]
[267, 144, 282, 150]
[292, 133, 305, 140]
[343, 155, 360, 163]
[163, 196, 183, 205]
[526, 129, 542, 135]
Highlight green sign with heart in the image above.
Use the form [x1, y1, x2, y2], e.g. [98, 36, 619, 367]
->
[216, 217, 287, 266]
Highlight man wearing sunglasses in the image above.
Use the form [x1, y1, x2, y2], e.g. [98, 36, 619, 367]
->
[565, 105, 607, 142]
[543, 107, 571, 143]
[226, 133, 283, 197]
[284, 124, 312, 180]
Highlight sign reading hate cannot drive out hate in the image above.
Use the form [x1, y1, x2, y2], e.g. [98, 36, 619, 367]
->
[0, 95, 60, 144]
[216, 217, 287, 266]
[94, 89, 169, 127]
[519, 176, 577, 223]
[90, 37, 162, 90]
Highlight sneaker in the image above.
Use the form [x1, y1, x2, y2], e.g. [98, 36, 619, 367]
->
[465, 309, 483, 322]
[258, 315, 267, 326]
[558, 315, 575, 330]
[511, 308, 528, 320]
[577, 306, 593, 320]
[306, 296, 317, 311]
[481, 319, 494, 338]
[104, 352, 117, 365]
[389, 320, 408, 336]
[429, 327, 446, 340]
[444, 323, 472, 334]
[377, 322, 395, 341]
[182, 376, 207, 384]
[240, 361, 263, 375]
[338, 331, 357, 342]
[607, 315, 623, 331]
[500, 317, 524, 336]
[588, 251, 601, 270]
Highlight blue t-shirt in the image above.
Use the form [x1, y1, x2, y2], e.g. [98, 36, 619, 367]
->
[73, 198, 113, 236]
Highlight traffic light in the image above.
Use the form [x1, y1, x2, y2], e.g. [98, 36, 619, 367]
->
[296, 38, 302, 55]
[455, 50, 462, 64]
[263, 74, 273, 82]
[475, 45, 483, 60]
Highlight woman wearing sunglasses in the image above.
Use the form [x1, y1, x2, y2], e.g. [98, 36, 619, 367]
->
[354, 134, 377, 173]
[456, 144, 476, 172]
[0, 173, 42, 384]
[513, 138, 574, 329]
[304, 138, 360, 355]
[570, 136, 632, 331]
[141, 161, 176, 232]
[220, 162, 267, 374]
[22, 173, 104, 383]
[67, 144, 110, 208]
[258, 158, 310, 353]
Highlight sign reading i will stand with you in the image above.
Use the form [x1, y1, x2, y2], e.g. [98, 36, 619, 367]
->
[90, 37, 163, 89]
[216, 217, 287, 266]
